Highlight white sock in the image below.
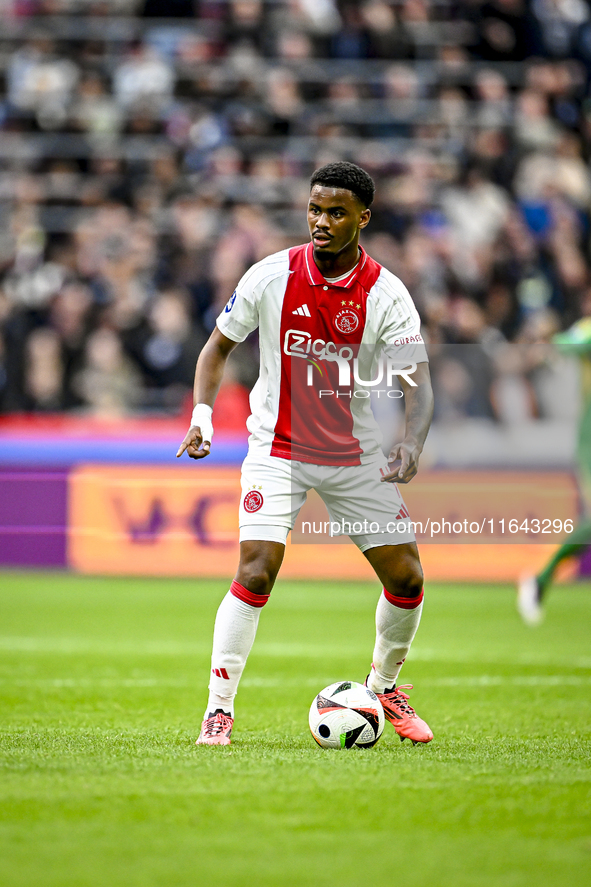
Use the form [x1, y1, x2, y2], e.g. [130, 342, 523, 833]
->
[205, 581, 269, 719]
[367, 588, 424, 694]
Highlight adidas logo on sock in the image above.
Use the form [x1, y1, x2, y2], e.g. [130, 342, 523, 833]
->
[292, 304, 311, 316]
[212, 667, 230, 679]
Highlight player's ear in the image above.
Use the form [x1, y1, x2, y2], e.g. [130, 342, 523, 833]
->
[358, 208, 371, 229]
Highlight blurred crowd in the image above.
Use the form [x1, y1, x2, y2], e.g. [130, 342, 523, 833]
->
[0, 0, 591, 426]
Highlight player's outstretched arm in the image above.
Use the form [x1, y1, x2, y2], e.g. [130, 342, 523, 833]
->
[381, 361, 434, 484]
[176, 327, 238, 460]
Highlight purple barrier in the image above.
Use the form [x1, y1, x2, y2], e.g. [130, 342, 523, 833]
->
[0, 468, 68, 567]
[0, 435, 248, 466]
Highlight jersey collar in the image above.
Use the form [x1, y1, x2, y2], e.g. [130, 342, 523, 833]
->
[304, 242, 370, 290]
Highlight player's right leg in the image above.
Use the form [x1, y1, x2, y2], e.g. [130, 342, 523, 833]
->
[197, 540, 285, 746]
[197, 453, 307, 746]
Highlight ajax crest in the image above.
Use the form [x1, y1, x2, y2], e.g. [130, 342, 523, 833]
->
[243, 490, 263, 513]
[334, 308, 359, 335]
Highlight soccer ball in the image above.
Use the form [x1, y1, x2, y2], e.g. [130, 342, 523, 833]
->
[309, 681, 385, 749]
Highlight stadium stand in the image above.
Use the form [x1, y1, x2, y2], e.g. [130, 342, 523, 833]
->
[0, 0, 590, 455]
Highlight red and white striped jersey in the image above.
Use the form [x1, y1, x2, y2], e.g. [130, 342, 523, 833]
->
[216, 242, 426, 466]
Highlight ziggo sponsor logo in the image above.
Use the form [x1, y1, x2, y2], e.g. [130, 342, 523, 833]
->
[283, 329, 418, 392]
[284, 329, 355, 361]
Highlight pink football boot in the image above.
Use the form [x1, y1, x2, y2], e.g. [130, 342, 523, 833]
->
[196, 710, 234, 746]
[371, 683, 433, 745]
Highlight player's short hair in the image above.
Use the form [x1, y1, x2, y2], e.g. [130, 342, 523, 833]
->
[310, 162, 375, 208]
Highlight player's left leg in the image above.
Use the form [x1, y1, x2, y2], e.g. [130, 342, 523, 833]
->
[363, 542, 433, 744]
[364, 542, 424, 691]
[317, 459, 433, 743]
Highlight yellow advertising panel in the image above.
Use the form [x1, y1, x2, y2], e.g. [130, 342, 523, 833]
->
[67, 464, 377, 580]
[68, 465, 574, 582]
[68, 465, 240, 577]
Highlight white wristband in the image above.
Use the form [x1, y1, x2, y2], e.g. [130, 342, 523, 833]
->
[190, 403, 214, 442]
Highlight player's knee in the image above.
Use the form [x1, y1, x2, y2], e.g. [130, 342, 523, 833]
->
[386, 553, 423, 599]
[236, 561, 275, 597]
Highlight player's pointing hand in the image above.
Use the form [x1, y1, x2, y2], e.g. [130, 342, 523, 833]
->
[176, 426, 211, 459]
[176, 403, 214, 460]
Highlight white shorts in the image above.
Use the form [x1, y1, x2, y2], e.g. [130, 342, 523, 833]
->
[239, 452, 416, 552]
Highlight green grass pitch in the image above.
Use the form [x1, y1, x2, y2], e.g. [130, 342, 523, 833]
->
[1, 571, 590, 887]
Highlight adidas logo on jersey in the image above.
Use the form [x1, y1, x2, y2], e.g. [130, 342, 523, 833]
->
[292, 304, 311, 317]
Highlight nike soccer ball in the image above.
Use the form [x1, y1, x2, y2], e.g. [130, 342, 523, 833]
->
[309, 681, 385, 749]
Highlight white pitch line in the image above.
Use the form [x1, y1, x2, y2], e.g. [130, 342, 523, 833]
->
[0, 675, 590, 689]
[1, 637, 591, 671]
[427, 675, 591, 687]
[0, 637, 373, 657]
[0, 637, 210, 656]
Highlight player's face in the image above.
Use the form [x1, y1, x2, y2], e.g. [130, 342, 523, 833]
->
[307, 185, 371, 256]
